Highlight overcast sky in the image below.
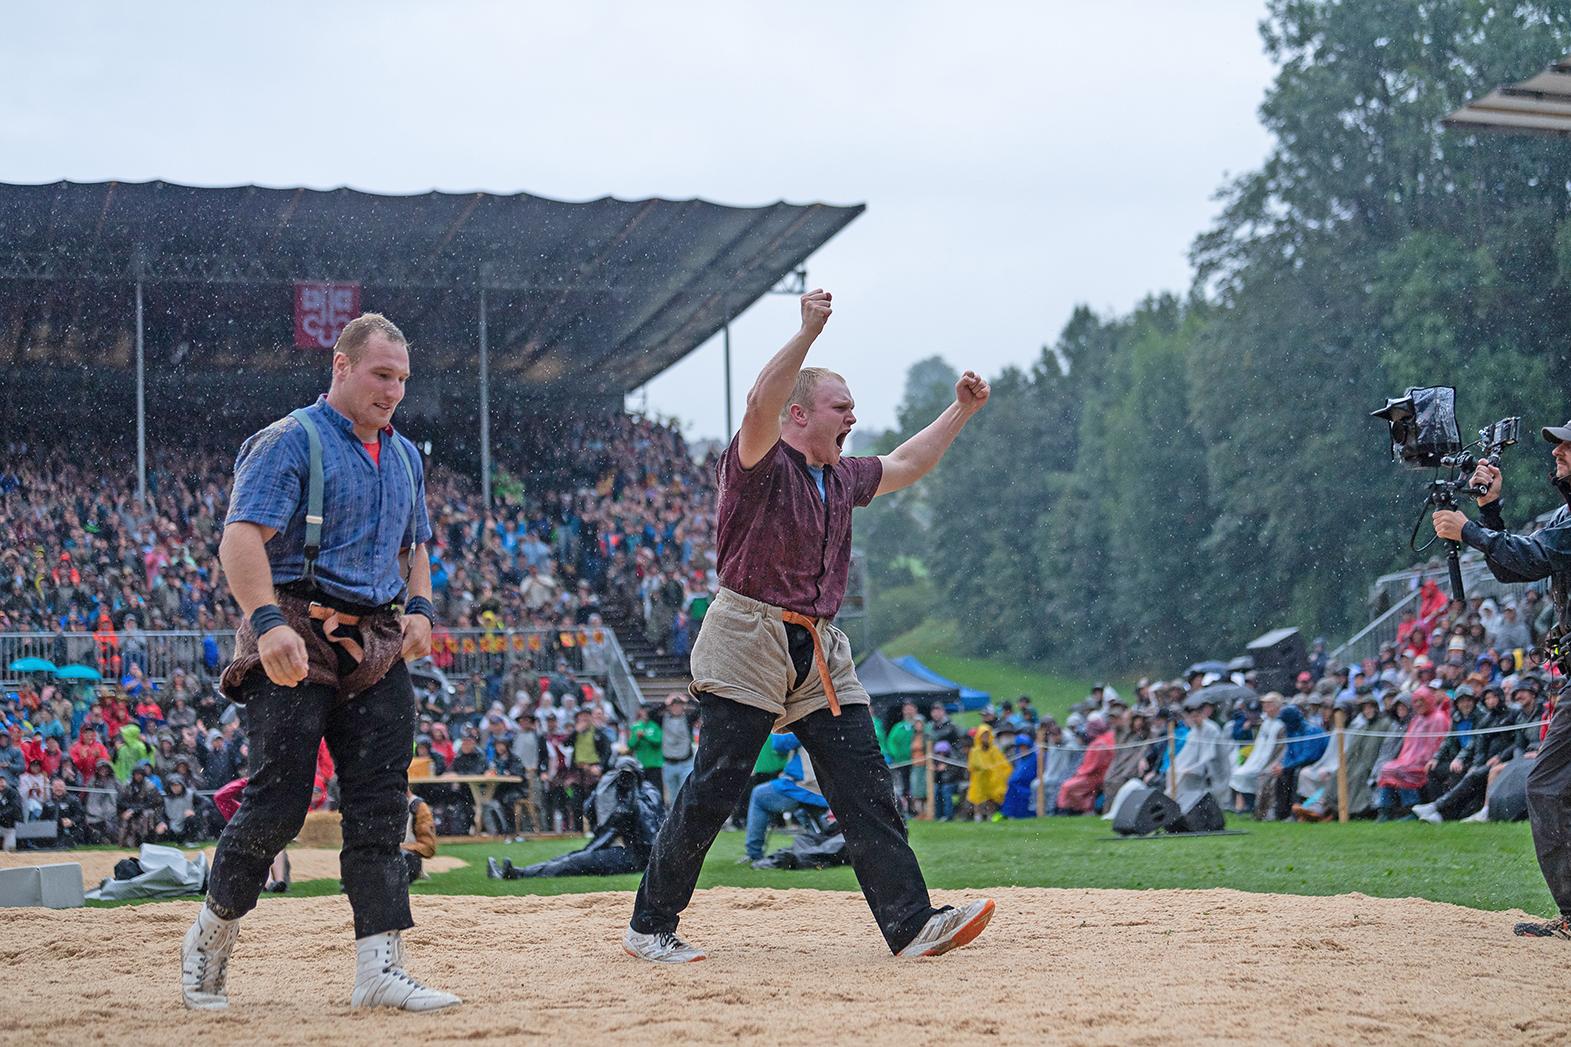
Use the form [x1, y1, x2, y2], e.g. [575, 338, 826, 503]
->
[4, 1, 1276, 442]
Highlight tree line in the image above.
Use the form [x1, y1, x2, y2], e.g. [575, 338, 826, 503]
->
[858, 1, 1571, 670]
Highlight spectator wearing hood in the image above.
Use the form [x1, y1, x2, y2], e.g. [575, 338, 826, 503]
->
[116, 763, 161, 846]
[1056, 716, 1114, 814]
[0, 727, 23, 786]
[1416, 684, 1518, 824]
[157, 773, 200, 844]
[200, 729, 243, 791]
[41, 777, 87, 848]
[1340, 693, 1391, 818]
[17, 757, 48, 820]
[1102, 705, 1150, 804]
[1375, 686, 1451, 820]
[927, 703, 963, 820]
[966, 725, 1011, 821]
[111, 723, 151, 784]
[1039, 717, 1085, 815]
[83, 760, 118, 842]
[1271, 704, 1328, 821]
[1174, 696, 1229, 812]
[1000, 733, 1039, 818]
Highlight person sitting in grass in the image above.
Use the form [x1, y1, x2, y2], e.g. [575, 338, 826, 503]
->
[1057, 715, 1113, 815]
[742, 733, 829, 862]
[1375, 686, 1450, 821]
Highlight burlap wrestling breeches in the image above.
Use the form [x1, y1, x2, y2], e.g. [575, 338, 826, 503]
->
[687, 587, 869, 730]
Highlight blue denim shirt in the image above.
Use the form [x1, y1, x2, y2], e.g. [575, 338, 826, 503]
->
[224, 396, 433, 607]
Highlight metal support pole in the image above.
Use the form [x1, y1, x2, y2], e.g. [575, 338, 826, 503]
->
[478, 286, 491, 508]
[723, 320, 733, 439]
[135, 275, 146, 506]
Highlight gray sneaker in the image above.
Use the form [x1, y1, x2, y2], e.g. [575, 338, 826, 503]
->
[896, 899, 996, 958]
[623, 925, 707, 963]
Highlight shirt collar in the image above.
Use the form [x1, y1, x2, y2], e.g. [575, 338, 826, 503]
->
[314, 395, 393, 440]
[778, 440, 831, 476]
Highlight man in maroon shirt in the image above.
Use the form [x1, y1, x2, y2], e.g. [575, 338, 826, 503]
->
[625, 289, 995, 963]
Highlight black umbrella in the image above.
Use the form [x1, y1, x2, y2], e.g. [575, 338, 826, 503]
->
[1185, 660, 1230, 677]
[1185, 682, 1258, 711]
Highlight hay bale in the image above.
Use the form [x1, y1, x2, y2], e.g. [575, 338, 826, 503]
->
[295, 809, 342, 849]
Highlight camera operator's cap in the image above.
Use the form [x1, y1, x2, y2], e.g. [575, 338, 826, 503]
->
[1541, 419, 1571, 444]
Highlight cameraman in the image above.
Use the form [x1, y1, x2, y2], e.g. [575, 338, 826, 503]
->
[1433, 420, 1571, 940]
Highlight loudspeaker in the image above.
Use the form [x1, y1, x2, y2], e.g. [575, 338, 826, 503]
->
[1112, 785, 1183, 836]
[1172, 793, 1226, 834]
[1246, 627, 1307, 695]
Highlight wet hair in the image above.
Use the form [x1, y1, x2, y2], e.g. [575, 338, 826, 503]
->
[334, 312, 406, 365]
[781, 366, 847, 423]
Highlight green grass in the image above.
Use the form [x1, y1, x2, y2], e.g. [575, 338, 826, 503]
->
[87, 817, 1558, 916]
[879, 618, 1114, 720]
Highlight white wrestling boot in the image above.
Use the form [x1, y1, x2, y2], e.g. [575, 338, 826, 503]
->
[350, 931, 462, 1012]
[181, 906, 240, 1010]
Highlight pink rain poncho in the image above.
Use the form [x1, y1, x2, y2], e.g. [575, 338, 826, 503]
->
[1376, 687, 1450, 791]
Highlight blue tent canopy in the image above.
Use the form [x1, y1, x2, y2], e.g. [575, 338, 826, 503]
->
[892, 656, 991, 712]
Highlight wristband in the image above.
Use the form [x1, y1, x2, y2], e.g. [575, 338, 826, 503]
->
[250, 604, 288, 636]
[404, 595, 436, 624]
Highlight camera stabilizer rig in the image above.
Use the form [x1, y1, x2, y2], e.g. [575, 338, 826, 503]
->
[1371, 387, 1519, 604]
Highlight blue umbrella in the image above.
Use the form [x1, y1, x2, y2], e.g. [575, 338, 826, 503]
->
[8, 657, 57, 673]
[55, 664, 102, 682]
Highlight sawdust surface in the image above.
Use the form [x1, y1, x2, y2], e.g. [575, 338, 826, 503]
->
[0, 886, 1564, 1045]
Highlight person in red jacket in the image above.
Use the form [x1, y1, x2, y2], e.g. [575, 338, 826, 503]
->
[70, 732, 110, 781]
[1057, 715, 1116, 814]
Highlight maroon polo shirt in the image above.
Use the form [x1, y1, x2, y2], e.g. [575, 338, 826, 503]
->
[714, 436, 882, 619]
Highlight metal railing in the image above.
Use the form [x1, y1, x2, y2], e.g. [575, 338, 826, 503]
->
[1333, 563, 1548, 666]
[0, 625, 642, 717]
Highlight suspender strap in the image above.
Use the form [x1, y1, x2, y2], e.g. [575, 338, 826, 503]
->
[289, 408, 326, 583]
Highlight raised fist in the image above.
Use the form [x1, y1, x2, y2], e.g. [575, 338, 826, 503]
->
[800, 289, 832, 334]
[956, 370, 991, 411]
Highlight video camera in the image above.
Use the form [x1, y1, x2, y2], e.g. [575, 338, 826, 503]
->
[1371, 386, 1520, 602]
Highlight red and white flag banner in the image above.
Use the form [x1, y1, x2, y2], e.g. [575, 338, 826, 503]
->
[293, 281, 361, 349]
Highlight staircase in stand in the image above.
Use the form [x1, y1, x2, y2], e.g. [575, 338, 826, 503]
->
[601, 607, 692, 706]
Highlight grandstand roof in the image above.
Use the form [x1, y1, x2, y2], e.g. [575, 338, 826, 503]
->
[1443, 53, 1571, 137]
[0, 180, 863, 394]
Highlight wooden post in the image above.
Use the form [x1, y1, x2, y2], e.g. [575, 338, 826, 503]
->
[1167, 728, 1177, 798]
[1034, 722, 1048, 817]
[911, 729, 929, 820]
[1335, 707, 1350, 824]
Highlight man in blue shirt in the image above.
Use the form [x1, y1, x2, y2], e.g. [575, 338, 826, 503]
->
[742, 733, 829, 861]
[180, 314, 459, 1014]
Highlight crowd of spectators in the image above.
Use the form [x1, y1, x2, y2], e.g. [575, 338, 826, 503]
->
[868, 578, 1560, 829]
[0, 410, 722, 851]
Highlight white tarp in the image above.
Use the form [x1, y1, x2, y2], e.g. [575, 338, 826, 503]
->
[85, 843, 208, 901]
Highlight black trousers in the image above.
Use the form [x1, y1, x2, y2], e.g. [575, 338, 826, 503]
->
[207, 661, 417, 938]
[630, 691, 938, 953]
[1527, 699, 1571, 918]
[1433, 764, 1490, 820]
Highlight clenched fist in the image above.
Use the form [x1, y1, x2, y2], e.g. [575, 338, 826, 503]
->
[258, 624, 309, 687]
[956, 370, 991, 412]
[1470, 462, 1502, 505]
[401, 613, 433, 662]
[1432, 510, 1467, 543]
[800, 289, 832, 335]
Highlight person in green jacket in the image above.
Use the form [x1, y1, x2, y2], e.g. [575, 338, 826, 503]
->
[112, 723, 152, 784]
[729, 733, 794, 831]
[628, 706, 665, 798]
[884, 703, 919, 814]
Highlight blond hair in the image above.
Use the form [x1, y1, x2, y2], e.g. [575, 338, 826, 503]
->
[780, 366, 847, 422]
[334, 313, 407, 365]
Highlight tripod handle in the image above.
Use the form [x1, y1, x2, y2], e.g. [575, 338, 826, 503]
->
[1447, 545, 1466, 603]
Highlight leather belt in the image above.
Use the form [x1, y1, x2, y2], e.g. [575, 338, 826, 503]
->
[781, 610, 840, 716]
[307, 602, 364, 665]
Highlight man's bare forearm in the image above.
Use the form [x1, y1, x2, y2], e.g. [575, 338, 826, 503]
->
[405, 543, 433, 603]
[218, 523, 278, 618]
[898, 402, 974, 471]
[745, 324, 820, 420]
